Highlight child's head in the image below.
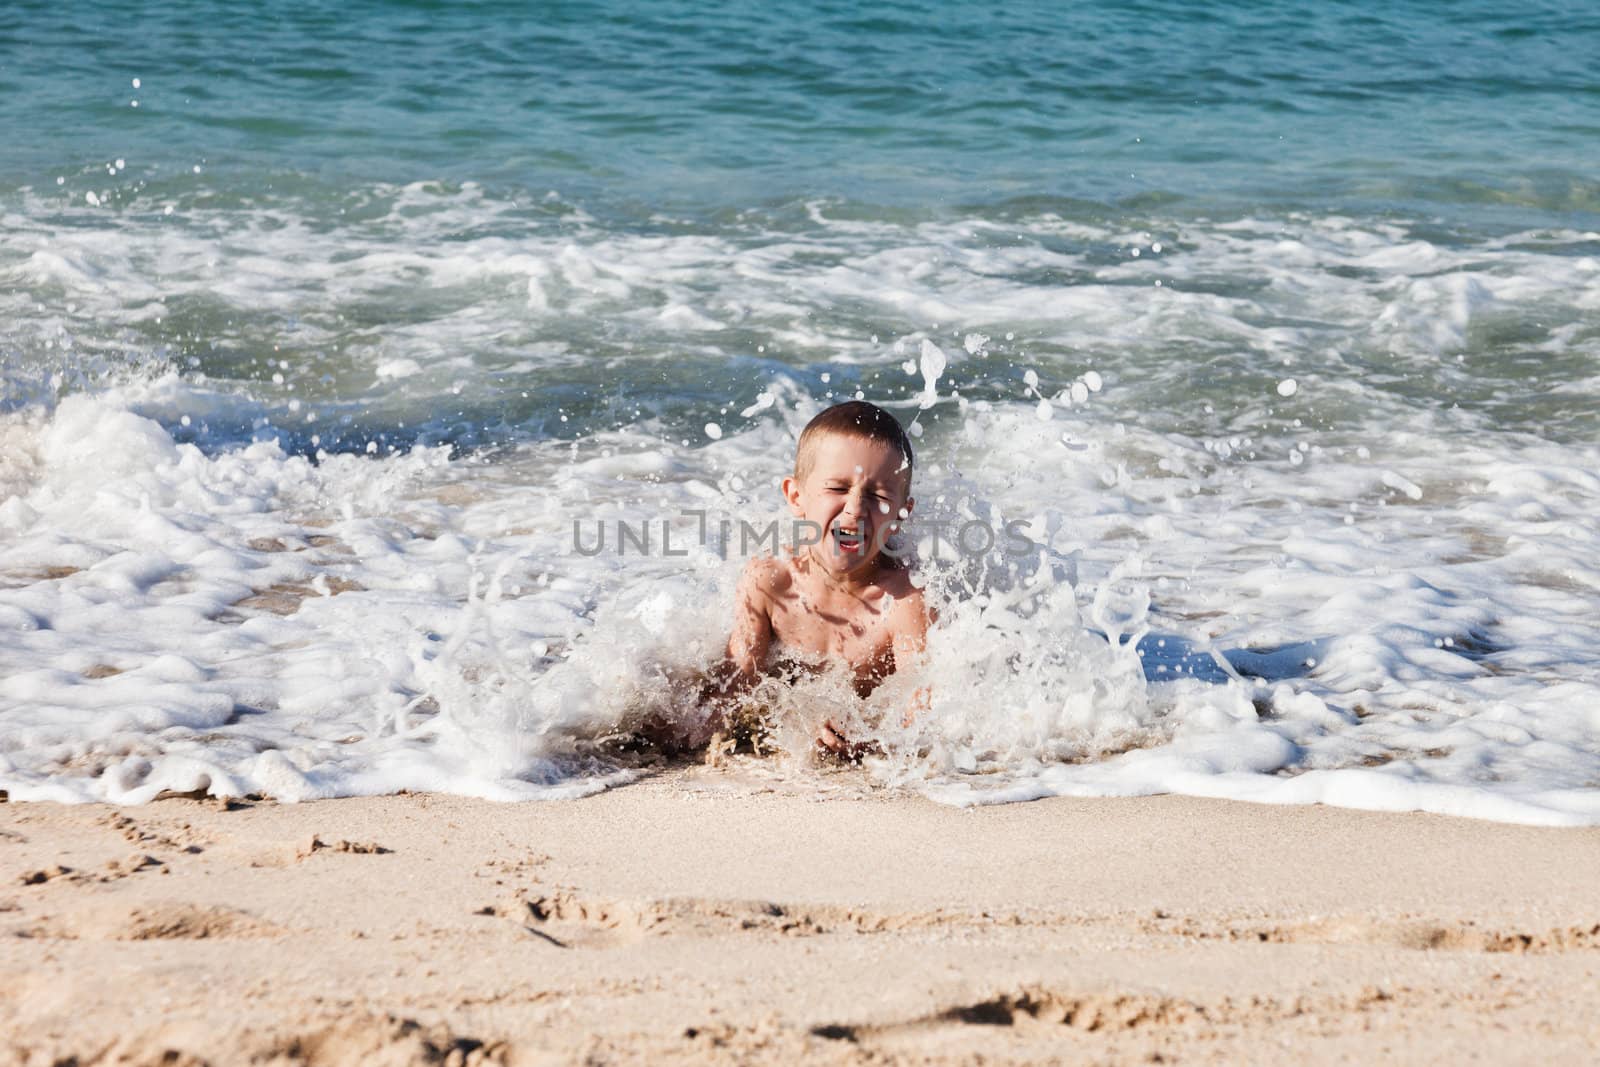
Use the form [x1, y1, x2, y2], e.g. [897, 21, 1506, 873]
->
[792, 400, 914, 487]
[783, 401, 915, 577]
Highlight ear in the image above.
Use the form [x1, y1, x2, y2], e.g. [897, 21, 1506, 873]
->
[895, 496, 915, 527]
[781, 475, 804, 516]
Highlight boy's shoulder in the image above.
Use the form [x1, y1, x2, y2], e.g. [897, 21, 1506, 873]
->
[881, 573, 929, 621]
[874, 557, 923, 598]
[736, 553, 797, 599]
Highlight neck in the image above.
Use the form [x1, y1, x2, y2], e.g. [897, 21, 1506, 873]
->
[805, 546, 881, 595]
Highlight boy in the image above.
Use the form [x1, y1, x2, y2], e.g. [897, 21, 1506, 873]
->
[720, 400, 931, 756]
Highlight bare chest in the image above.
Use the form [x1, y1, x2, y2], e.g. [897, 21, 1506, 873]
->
[767, 589, 895, 683]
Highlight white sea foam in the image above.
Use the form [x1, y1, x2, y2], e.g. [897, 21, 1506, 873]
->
[0, 375, 1596, 823]
[5, 187, 1597, 437]
[2, 184, 1598, 822]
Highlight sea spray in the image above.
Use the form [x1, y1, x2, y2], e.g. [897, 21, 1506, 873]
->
[3, 187, 1600, 819]
[4, 363, 1600, 822]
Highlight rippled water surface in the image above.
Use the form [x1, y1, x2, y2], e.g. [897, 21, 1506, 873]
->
[2, 0, 1598, 822]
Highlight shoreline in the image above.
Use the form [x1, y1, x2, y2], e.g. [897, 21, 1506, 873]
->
[5, 768, 1599, 1064]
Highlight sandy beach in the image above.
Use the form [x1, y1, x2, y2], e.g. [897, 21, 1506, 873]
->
[4, 769, 1598, 1065]
[7, 3, 1600, 1064]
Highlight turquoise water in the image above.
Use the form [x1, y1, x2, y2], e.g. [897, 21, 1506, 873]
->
[4, 1, 1599, 452]
[4, 0, 1599, 452]
[6, 0, 1598, 217]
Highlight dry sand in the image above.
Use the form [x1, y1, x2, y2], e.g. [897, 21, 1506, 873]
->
[3, 765, 1599, 1065]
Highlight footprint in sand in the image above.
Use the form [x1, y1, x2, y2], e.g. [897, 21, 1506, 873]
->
[84, 900, 281, 941]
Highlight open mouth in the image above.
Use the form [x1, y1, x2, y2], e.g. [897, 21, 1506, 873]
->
[832, 524, 865, 554]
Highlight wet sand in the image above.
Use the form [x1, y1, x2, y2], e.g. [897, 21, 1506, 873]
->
[4, 767, 1599, 1065]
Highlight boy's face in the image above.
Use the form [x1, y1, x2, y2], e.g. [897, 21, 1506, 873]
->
[782, 432, 913, 579]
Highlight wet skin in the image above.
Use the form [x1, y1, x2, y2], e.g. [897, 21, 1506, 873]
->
[723, 433, 930, 754]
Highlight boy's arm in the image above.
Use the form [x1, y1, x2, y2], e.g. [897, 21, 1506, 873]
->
[888, 588, 930, 662]
[891, 590, 933, 726]
[721, 558, 777, 694]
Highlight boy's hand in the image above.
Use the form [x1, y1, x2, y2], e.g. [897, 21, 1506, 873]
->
[816, 719, 877, 762]
[817, 719, 850, 755]
[901, 685, 931, 728]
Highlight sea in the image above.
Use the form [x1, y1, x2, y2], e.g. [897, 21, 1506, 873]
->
[2, 0, 1598, 823]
